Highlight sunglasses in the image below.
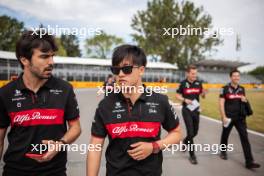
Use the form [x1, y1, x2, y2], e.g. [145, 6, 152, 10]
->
[110, 65, 140, 75]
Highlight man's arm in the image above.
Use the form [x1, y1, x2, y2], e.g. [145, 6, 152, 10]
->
[176, 93, 192, 104]
[241, 88, 247, 102]
[61, 119, 81, 144]
[33, 119, 81, 162]
[200, 86, 207, 99]
[87, 136, 105, 176]
[0, 128, 7, 161]
[175, 93, 184, 102]
[60, 86, 82, 144]
[87, 104, 107, 176]
[219, 98, 228, 124]
[156, 125, 182, 150]
[127, 126, 182, 161]
[38, 90, 82, 162]
[176, 84, 192, 104]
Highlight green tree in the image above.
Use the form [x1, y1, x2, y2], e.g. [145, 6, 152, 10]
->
[249, 66, 264, 82]
[249, 66, 264, 75]
[131, 0, 222, 69]
[0, 15, 24, 51]
[85, 31, 123, 59]
[61, 34, 81, 57]
[55, 38, 67, 56]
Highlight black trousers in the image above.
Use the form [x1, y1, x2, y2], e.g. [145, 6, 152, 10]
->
[220, 117, 254, 164]
[182, 107, 200, 157]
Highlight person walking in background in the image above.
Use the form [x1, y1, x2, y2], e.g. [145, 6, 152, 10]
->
[176, 65, 206, 165]
[219, 69, 260, 169]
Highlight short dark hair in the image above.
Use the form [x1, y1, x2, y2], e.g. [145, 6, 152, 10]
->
[16, 29, 58, 69]
[186, 65, 197, 72]
[107, 74, 113, 79]
[229, 69, 240, 77]
[112, 44, 147, 67]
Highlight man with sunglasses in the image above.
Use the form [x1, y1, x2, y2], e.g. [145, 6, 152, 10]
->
[87, 44, 182, 176]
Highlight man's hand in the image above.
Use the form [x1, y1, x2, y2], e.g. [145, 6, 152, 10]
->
[201, 89, 208, 98]
[184, 99, 193, 105]
[222, 116, 229, 126]
[0, 128, 7, 161]
[241, 96, 247, 102]
[29, 140, 62, 163]
[87, 136, 105, 176]
[127, 142, 153, 161]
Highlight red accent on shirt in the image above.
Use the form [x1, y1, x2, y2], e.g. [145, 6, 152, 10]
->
[106, 121, 160, 139]
[9, 109, 64, 127]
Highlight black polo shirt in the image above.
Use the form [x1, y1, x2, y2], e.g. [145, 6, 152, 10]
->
[220, 83, 245, 118]
[91, 88, 179, 176]
[0, 74, 79, 174]
[176, 79, 203, 107]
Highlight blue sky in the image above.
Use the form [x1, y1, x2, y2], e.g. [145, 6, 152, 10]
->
[0, 0, 263, 71]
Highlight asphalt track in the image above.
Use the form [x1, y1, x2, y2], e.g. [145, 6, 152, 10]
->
[1, 88, 263, 176]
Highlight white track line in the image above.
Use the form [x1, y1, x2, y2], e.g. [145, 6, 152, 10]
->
[169, 100, 264, 138]
[201, 115, 264, 138]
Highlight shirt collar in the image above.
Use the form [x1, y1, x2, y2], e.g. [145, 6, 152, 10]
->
[185, 78, 196, 85]
[117, 84, 148, 103]
[43, 76, 55, 89]
[16, 73, 55, 91]
[228, 82, 240, 90]
[16, 74, 27, 90]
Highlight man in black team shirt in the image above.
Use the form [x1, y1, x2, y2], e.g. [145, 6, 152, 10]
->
[87, 44, 182, 176]
[0, 30, 81, 175]
[219, 69, 260, 169]
[176, 65, 206, 165]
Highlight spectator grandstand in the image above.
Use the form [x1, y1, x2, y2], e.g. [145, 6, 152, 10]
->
[194, 59, 261, 84]
[0, 50, 179, 83]
[0, 50, 261, 84]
